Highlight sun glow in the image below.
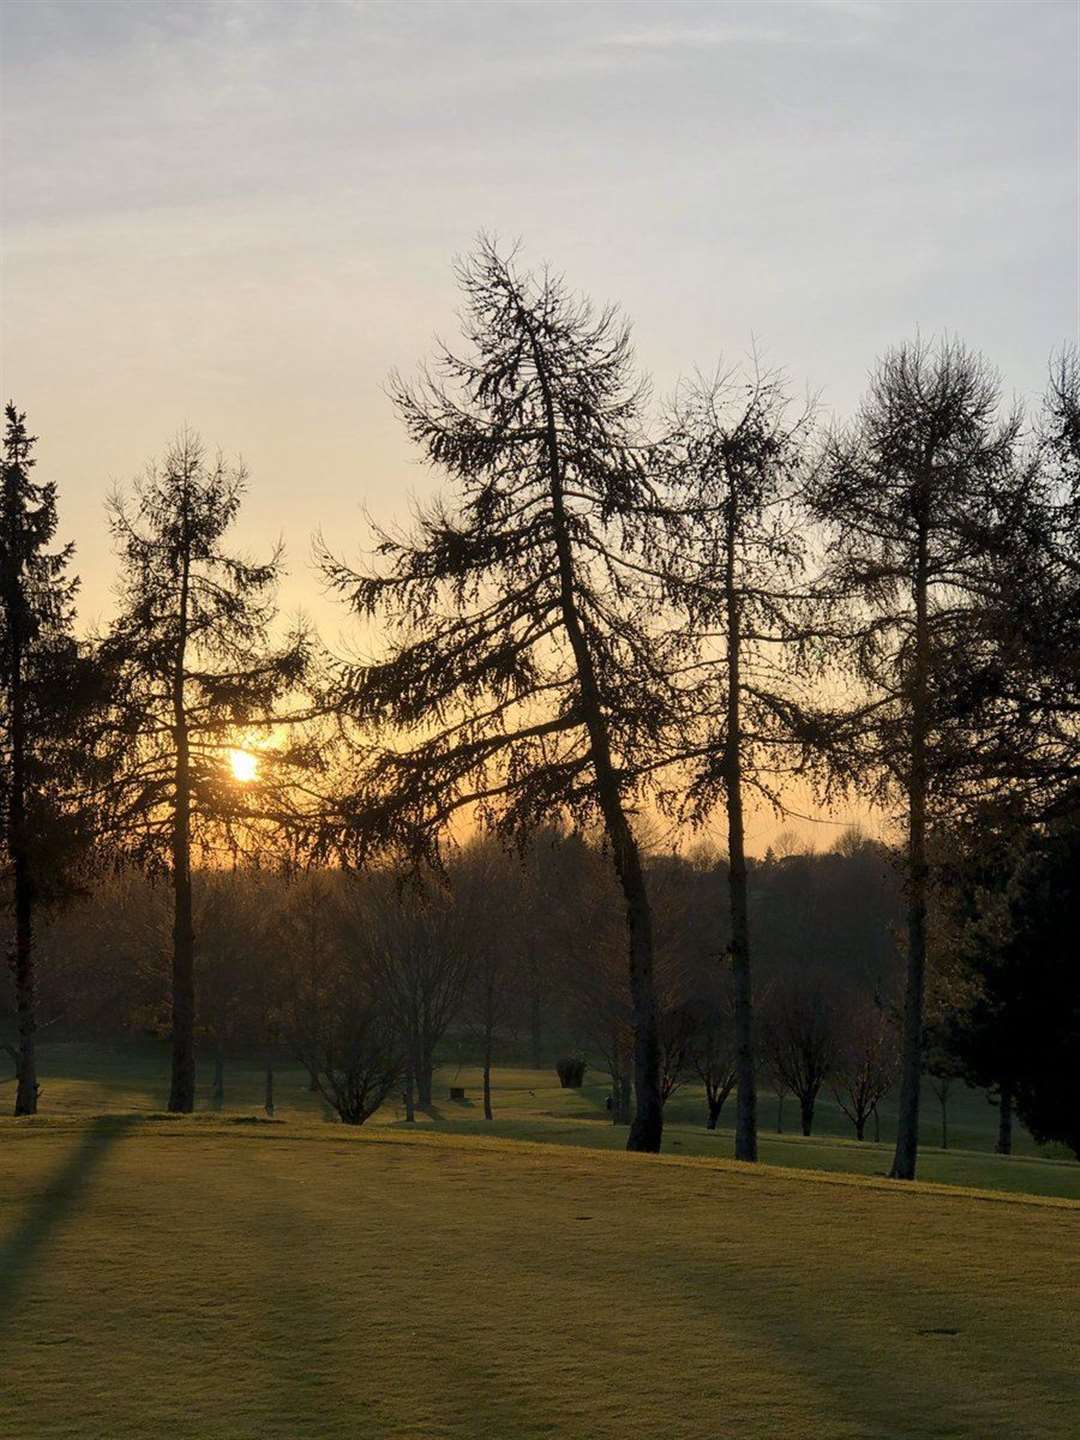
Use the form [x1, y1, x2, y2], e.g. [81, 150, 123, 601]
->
[228, 748, 259, 783]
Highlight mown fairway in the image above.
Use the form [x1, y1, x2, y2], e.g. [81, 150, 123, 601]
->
[22, 1041, 1080, 1200]
[2, 1115, 1078, 1440]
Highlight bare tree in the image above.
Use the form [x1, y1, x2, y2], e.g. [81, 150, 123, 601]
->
[348, 872, 469, 1114]
[275, 870, 403, 1124]
[289, 987, 403, 1127]
[830, 997, 899, 1140]
[452, 836, 520, 1120]
[545, 832, 635, 1124]
[690, 979, 738, 1129]
[761, 973, 838, 1137]
[658, 999, 698, 1105]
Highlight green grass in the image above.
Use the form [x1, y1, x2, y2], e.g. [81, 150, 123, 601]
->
[16, 1039, 1080, 1200]
[1, 1114, 1077, 1439]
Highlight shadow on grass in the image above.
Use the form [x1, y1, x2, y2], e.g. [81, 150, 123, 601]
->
[0, 1116, 136, 1318]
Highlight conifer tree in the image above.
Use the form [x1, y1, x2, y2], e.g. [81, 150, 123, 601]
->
[103, 432, 311, 1112]
[661, 368, 821, 1162]
[321, 241, 691, 1152]
[1, 404, 96, 1114]
[808, 339, 1023, 1180]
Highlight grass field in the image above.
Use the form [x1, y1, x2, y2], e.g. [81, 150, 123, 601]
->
[2, 1113, 1078, 1439]
[3, 1041, 1078, 1438]
[16, 1038, 1080, 1200]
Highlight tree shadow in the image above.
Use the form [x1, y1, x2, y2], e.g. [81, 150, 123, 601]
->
[0, 1116, 136, 1317]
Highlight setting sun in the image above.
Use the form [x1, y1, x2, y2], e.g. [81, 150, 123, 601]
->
[228, 748, 258, 783]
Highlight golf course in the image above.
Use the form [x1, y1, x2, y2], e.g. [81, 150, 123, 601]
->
[3, 1045, 1077, 1440]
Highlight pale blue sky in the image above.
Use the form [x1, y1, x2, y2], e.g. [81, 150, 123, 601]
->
[3, 0, 1077, 626]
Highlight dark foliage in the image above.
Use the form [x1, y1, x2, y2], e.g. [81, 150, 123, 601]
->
[945, 815, 1080, 1159]
[1, 404, 110, 1113]
[555, 1056, 587, 1088]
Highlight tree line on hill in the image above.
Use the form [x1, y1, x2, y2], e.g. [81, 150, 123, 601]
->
[2, 239, 1077, 1178]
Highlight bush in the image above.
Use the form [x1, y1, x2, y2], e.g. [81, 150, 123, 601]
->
[556, 1056, 587, 1088]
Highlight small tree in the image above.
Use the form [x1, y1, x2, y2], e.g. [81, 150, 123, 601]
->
[452, 836, 519, 1120]
[348, 872, 469, 1115]
[923, 1025, 963, 1150]
[103, 432, 310, 1112]
[690, 979, 738, 1130]
[761, 973, 838, 1137]
[658, 998, 698, 1105]
[830, 997, 899, 1141]
[287, 980, 403, 1127]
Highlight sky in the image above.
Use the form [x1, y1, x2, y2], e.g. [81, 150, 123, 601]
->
[2, 0, 1077, 847]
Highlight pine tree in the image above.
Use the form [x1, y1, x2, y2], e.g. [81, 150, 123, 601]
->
[808, 339, 1024, 1180]
[1, 404, 89, 1113]
[661, 367, 822, 1162]
[103, 431, 311, 1112]
[320, 240, 692, 1152]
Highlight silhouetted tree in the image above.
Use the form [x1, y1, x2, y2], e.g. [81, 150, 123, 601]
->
[923, 1023, 964, 1150]
[809, 339, 1024, 1179]
[283, 927, 403, 1126]
[453, 837, 519, 1120]
[102, 432, 311, 1112]
[350, 873, 469, 1114]
[945, 813, 1080, 1160]
[761, 973, 838, 1137]
[1, 404, 105, 1113]
[829, 997, 899, 1141]
[321, 241, 691, 1152]
[980, 351, 1080, 817]
[690, 978, 737, 1129]
[663, 367, 821, 1163]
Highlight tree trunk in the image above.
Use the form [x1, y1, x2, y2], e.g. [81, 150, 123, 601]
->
[483, 982, 495, 1120]
[12, 838, 37, 1117]
[890, 501, 930, 1181]
[800, 1094, 814, 1137]
[724, 498, 757, 1163]
[403, 1054, 415, 1123]
[264, 1054, 274, 1117]
[873, 1103, 881, 1144]
[168, 790, 196, 1113]
[8, 583, 37, 1117]
[776, 1092, 784, 1133]
[855, 1113, 866, 1141]
[211, 1047, 224, 1110]
[706, 1097, 723, 1130]
[940, 1095, 948, 1150]
[417, 1055, 434, 1109]
[168, 547, 196, 1115]
[996, 1082, 1013, 1155]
